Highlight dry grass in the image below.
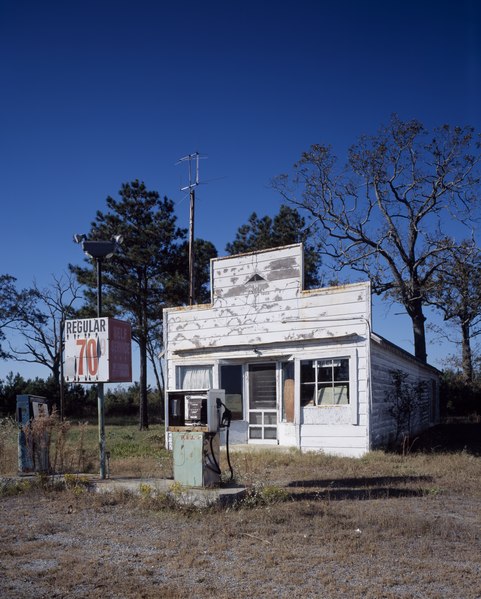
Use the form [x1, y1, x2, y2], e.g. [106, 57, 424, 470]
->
[1, 423, 481, 598]
[0, 419, 170, 478]
[0, 418, 18, 473]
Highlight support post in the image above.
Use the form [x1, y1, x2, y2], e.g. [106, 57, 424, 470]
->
[98, 382, 106, 479]
[96, 257, 106, 479]
[59, 318, 65, 421]
[97, 258, 102, 318]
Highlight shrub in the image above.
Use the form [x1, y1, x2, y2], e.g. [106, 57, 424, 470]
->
[385, 370, 426, 442]
[440, 370, 481, 418]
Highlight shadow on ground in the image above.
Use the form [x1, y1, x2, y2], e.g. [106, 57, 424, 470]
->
[287, 475, 433, 489]
[288, 487, 430, 501]
[283, 423, 480, 502]
[286, 475, 434, 501]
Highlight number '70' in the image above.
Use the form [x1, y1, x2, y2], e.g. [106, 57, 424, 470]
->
[76, 339, 99, 376]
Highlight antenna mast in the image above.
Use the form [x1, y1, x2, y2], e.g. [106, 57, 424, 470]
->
[178, 152, 204, 306]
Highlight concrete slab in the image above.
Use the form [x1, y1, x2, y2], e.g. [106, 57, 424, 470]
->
[91, 476, 246, 508]
[1, 474, 247, 508]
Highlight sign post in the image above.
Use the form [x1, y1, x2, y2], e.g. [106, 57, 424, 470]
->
[64, 317, 132, 478]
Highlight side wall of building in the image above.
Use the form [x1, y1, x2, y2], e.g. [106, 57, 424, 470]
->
[370, 337, 440, 448]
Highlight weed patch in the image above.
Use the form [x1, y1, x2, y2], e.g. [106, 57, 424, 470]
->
[0, 477, 32, 497]
[240, 483, 291, 508]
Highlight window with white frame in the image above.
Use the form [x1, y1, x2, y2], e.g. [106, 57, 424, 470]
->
[300, 358, 350, 406]
[176, 365, 213, 390]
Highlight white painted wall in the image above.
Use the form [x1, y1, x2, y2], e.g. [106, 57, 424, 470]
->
[165, 244, 372, 352]
[370, 335, 440, 448]
[164, 244, 375, 457]
[164, 244, 439, 457]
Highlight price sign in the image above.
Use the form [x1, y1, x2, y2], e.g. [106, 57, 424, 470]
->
[64, 318, 132, 383]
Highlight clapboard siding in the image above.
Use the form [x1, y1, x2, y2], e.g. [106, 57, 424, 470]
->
[300, 424, 369, 457]
[165, 243, 370, 354]
[168, 326, 364, 352]
[167, 291, 368, 323]
[166, 274, 371, 353]
[370, 337, 439, 448]
[212, 245, 302, 289]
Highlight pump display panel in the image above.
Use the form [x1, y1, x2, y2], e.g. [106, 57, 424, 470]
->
[166, 389, 225, 432]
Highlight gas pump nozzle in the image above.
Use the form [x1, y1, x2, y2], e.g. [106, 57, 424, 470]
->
[216, 396, 232, 429]
[215, 395, 234, 481]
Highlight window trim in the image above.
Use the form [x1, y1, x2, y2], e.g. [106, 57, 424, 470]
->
[297, 349, 358, 425]
[301, 357, 350, 407]
[300, 357, 351, 407]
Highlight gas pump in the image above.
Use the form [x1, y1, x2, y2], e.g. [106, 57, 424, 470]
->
[166, 389, 232, 487]
[16, 395, 50, 474]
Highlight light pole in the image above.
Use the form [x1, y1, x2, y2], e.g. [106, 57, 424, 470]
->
[73, 234, 122, 479]
[59, 315, 65, 421]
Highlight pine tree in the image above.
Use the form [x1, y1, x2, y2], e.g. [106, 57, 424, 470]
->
[225, 205, 321, 288]
[70, 180, 216, 429]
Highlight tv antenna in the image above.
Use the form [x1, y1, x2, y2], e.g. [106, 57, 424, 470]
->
[177, 152, 207, 306]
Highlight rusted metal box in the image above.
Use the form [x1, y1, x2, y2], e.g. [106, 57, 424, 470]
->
[172, 431, 220, 487]
[16, 395, 50, 474]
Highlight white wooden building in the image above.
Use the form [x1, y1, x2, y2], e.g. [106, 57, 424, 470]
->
[164, 244, 439, 457]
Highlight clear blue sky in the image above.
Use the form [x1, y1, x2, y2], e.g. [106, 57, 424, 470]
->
[1, 0, 480, 379]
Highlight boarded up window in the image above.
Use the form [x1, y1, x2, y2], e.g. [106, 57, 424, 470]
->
[281, 361, 295, 422]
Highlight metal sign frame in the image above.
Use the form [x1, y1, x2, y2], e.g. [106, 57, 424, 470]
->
[64, 317, 132, 383]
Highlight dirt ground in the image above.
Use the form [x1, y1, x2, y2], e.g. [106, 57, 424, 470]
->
[1, 424, 481, 599]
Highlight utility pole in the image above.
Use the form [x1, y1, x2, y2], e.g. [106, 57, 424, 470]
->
[178, 152, 204, 306]
[188, 186, 195, 307]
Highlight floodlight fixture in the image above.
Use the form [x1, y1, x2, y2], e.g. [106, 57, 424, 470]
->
[81, 240, 117, 260]
[72, 234, 122, 260]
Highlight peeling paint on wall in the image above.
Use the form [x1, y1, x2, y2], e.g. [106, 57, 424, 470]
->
[165, 245, 372, 352]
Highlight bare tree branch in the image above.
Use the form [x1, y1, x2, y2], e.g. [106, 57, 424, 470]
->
[273, 116, 481, 362]
[7, 273, 83, 380]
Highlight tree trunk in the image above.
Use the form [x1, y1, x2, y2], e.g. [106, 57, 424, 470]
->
[461, 322, 473, 383]
[139, 336, 149, 430]
[409, 298, 427, 363]
[146, 333, 165, 423]
[149, 352, 164, 422]
[147, 339, 163, 403]
[52, 358, 60, 388]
